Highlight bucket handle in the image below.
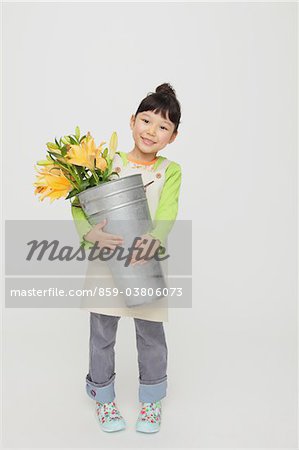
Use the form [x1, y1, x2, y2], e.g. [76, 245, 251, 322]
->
[143, 180, 155, 191]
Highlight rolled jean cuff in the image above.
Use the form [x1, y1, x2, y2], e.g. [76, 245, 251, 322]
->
[139, 377, 167, 402]
[85, 373, 116, 402]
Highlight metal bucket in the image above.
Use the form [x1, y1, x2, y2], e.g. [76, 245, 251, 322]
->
[78, 174, 167, 307]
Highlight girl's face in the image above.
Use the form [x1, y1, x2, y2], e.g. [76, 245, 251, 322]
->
[130, 110, 177, 156]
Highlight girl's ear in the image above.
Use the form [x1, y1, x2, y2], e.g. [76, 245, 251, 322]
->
[169, 130, 178, 144]
[130, 114, 136, 130]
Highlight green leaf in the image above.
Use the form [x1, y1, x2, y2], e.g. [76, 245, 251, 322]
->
[71, 196, 80, 206]
[80, 180, 90, 190]
[76, 166, 83, 174]
[69, 136, 77, 145]
[79, 135, 86, 143]
[66, 189, 79, 200]
[55, 137, 60, 148]
[47, 150, 63, 158]
[70, 134, 79, 143]
[89, 178, 97, 187]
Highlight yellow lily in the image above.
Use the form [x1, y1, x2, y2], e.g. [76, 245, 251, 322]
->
[66, 132, 106, 170]
[95, 155, 107, 171]
[34, 165, 72, 202]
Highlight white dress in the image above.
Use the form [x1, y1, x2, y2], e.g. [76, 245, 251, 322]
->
[79, 153, 172, 322]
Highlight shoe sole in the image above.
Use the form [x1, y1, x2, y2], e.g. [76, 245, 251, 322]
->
[136, 422, 160, 433]
[136, 428, 160, 434]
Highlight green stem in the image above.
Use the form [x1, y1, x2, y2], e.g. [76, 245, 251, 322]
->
[66, 177, 79, 191]
[66, 163, 82, 186]
[91, 169, 99, 184]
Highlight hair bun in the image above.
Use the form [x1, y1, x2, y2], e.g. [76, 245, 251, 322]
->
[155, 83, 176, 97]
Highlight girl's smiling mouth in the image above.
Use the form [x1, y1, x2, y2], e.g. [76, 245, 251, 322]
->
[141, 137, 156, 145]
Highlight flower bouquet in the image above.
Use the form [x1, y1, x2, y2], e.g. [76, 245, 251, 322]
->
[34, 126, 119, 204]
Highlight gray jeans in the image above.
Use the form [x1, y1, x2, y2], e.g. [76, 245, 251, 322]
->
[85, 312, 168, 403]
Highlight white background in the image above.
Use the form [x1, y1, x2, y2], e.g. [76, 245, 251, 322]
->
[2, 1, 297, 448]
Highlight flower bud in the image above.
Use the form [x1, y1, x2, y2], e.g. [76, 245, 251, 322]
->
[36, 159, 53, 166]
[46, 142, 59, 150]
[109, 131, 118, 159]
[75, 126, 80, 140]
[61, 136, 71, 145]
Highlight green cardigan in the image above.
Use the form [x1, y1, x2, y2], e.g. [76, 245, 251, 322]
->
[71, 152, 182, 250]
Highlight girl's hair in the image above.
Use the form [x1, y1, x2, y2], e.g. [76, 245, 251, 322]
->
[134, 83, 181, 133]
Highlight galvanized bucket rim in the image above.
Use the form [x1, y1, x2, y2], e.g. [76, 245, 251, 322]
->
[77, 173, 142, 199]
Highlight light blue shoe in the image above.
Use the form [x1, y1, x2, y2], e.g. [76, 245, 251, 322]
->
[136, 401, 162, 433]
[95, 400, 126, 432]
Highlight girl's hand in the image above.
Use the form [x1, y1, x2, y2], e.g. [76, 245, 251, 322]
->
[130, 234, 161, 266]
[84, 219, 124, 250]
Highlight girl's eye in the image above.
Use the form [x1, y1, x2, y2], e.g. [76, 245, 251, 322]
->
[142, 119, 168, 130]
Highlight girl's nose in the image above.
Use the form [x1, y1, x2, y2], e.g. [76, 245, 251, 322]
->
[148, 126, 157, 135]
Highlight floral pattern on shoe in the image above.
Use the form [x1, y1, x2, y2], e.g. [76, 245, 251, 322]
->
[138, 401, 162, 424]
[96, 401, 124, 424]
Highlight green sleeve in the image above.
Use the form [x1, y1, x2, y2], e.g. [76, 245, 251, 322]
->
[148, 161, 182, 247]
[71, 198, 95, 250]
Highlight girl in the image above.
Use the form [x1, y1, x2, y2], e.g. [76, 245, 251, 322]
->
[72, 83, 182, 433]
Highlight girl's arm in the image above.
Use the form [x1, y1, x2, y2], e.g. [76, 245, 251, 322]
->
[71, 197, 94, 249]
[148, 161, 182, 249]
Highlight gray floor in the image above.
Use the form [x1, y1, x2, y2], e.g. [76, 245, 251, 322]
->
[2, 304, 297, 448]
